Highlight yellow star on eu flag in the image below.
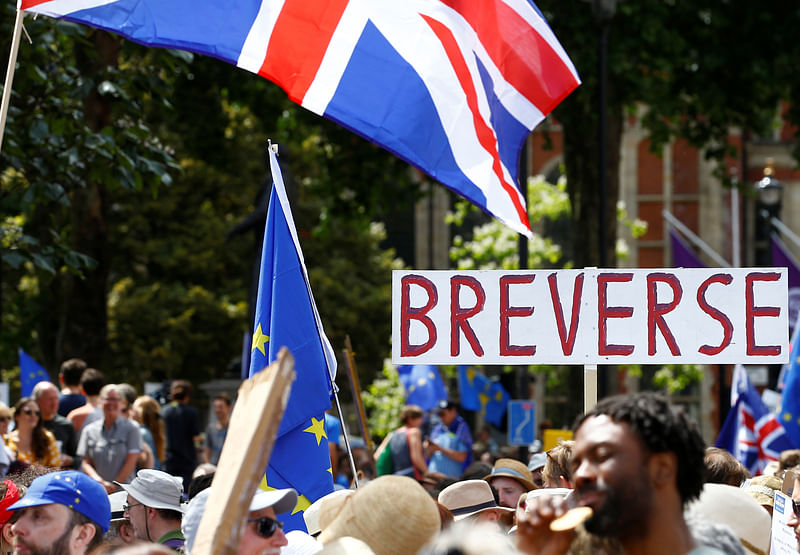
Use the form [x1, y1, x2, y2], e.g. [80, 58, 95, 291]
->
[260, 476, 311, 515]
[303, 417, 327, 446]
[251, 323, 269, 355]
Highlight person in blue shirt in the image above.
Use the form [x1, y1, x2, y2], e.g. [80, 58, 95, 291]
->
[427, 400, 473, 477]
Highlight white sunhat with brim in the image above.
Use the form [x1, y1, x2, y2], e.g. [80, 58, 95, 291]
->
[250, 487, 298, 515]
[182, 487, 299, 553]
[284, 530, 323, 555]
[438, 480, 514, 521]
[114, 469, 184, 513]
[108, 490, 128, 521]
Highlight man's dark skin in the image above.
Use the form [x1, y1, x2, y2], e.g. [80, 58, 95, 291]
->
[517, 414, 697, 555]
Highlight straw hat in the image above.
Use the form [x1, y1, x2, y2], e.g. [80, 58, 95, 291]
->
[744, 475, 782, 508]
[438, 480, 513, 521]
[687, 483, 771, 555]
[317, 476, 439, 555]
[484, 458, 536, 491]
[304, 489, 355, 536]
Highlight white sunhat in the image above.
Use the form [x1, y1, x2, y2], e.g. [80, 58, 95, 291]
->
[114, 469, 184, 513]
[182, 487, 298, 553]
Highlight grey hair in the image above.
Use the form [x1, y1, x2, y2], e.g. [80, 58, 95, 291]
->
[684, 512, 745, 555]
[418, 522, 521, 555]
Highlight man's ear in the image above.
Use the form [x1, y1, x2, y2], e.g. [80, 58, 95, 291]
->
[649, 451, 677, 488]
[71, 522, 97, 549]
[2, 521, 14, 545]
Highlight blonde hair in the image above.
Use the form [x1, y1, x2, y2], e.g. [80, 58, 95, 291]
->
[134, 396, 166, 462]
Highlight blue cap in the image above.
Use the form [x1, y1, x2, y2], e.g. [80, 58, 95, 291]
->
[8, 471, 111, 533]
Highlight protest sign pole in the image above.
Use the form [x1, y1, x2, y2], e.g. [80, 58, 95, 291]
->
[0, 9, 25, 154]
[193, 347, 295, 555]
[584, 364, 597, 413]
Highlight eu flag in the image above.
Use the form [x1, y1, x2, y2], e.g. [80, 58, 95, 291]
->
[457, 366, 487, 411]
[248, 146, 336, 532]
[457, 366, 509, 425]
[485, 382, 510, 426]
[780, 322, 800, 448]
[18, 349, 50, 398]
[397, 365, 447, 411]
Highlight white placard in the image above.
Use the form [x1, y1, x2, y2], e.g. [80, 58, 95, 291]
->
[392, 268, 789, 365]
[771, 491, 798, 555]
[0, 383, 8, 407]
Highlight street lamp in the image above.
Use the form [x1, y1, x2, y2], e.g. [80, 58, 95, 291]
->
[754, 158, 783, 265]
[593, 0, 618, 268]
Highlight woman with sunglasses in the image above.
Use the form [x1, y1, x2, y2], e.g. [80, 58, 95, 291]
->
[4, 397, 61, 467]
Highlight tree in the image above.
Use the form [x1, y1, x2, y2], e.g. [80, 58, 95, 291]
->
[536, 1, 793, 268]
[1, 8, 185, 370]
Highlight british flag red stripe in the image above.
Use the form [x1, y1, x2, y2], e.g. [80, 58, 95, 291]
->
[17, 0, 580, 236]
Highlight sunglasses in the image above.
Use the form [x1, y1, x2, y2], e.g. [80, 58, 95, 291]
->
[0, 417, 8, 423]
[793, 498, 800, 518]
[247, 516, 283, 538]
[21, 409, 40, 416]
[123, 502, 144, 513]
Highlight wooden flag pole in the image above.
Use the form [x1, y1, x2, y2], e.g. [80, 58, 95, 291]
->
[0, 9, 25, 155]
[343, 335, 374, 454]
[192, 347, 295, 555]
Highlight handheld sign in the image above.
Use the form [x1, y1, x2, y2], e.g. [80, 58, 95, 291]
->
[392, 268, 789, 365]
[508, 400, 536, 446]
[193, 348, 295, 555]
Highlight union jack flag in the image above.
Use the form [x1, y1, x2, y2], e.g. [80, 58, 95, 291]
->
[716, 365, 793, 475]
[17, 0, 580, 236]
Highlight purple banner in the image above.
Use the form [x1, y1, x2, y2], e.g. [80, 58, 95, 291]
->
[669, 228, 705, 268]
[772, 234, 800, 331]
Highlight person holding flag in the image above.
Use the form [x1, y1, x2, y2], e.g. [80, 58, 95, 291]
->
[247, 144, 337, 532]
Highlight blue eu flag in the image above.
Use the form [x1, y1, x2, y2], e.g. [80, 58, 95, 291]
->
[248, 146, 336, 532]
[397, 365, 447, 411]
[19, 349, 50, 398]
[485, 382, 510, 426]
[457, 366, 509, 425]
[781, 325, 800, 448]
[457, 366, 487, 411]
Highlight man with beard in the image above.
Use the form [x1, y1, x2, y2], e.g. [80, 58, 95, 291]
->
[9, 470, 110, 554]
[515, 392, 718, 555]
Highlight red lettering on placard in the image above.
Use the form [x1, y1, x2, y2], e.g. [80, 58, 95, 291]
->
[598, 273, 634, 356]
[499, 275, 536, 356]
[400, 275, 438, 356]
[697, 273, 734, 356]
[450, 276, 486, 356]
[745, 272, 781, 356]
[647, 273, 682, 356]
[548, 272, 584, 356]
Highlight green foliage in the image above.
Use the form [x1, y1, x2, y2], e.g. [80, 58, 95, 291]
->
[624, 364, 704, 395]
[108, 278, 246, 385]
[448, 175, 569, 270]
[362, 362, 404, 439]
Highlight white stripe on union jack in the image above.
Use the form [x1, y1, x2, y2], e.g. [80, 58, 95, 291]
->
[18, 0, 580, 236]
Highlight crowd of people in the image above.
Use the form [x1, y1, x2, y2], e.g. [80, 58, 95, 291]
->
[1, 358, 799, 554]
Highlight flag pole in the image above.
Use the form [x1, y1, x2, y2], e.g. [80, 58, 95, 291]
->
[0, 9, 25, 155]
[343, 335, 374, 454]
